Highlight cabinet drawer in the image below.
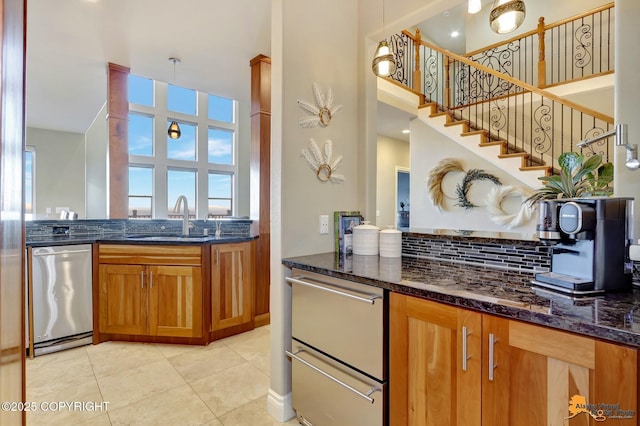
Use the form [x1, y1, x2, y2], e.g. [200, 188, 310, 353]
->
[98, 244, 202, 266]
[289, 269, 385, 380]
[289, 340, 384, 426]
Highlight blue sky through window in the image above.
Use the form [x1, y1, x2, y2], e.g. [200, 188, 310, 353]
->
[128, 75, 235, 218]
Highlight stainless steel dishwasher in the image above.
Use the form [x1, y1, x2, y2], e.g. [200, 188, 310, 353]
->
[29, 244, 93, 356]
[286, 269, 387, 426]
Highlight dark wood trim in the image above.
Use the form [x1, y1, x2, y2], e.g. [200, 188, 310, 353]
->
[107, 63, 130, 219]
[250, 54, 271, 319]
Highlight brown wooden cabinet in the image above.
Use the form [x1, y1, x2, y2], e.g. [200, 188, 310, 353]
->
[210, 241, 255, 339]
[390, 292, 638, 426]
[96, 244, 204, 342]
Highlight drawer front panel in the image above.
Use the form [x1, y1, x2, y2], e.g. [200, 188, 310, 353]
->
[289, 269, 385, 380]
[289, 340, 384, 426]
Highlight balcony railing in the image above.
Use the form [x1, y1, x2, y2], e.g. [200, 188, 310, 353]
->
[387, 34, 613, 172]
[384, 4, 615, 172]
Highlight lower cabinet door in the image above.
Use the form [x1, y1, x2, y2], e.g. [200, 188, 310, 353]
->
[148, 265, 203, 338]
[211, 242, 254, 331]
[98, 264, 148, 335]
[288, 340, 385, 426]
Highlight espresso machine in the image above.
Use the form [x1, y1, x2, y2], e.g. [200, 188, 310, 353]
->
[532, 197, 634, 296]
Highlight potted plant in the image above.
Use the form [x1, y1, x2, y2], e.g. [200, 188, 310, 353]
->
[526, 152, 613, 205]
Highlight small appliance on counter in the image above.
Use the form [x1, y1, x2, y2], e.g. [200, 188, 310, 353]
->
[532, 197, 634, 296]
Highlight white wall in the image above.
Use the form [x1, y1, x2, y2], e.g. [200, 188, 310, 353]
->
[465, 0, 611, 53]
[376, 135, 409, 228]
[270, 0, 361, 420]
[27, 127, 86, 219]
[410, 119, 537, 235]
[614, 0, 640, 239]
[85, 103, 108, 219]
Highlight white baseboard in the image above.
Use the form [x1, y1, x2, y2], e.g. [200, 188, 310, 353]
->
[267, 389, 296, 423]
[267, 389, 296, 422]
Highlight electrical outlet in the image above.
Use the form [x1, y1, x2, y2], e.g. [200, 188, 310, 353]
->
[319, 215, 329, 234]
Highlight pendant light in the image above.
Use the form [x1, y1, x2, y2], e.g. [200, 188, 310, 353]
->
[167, 57, 181, 139]
[468, 0, 481, 14]
[489, 0, 526, 34]
[371, 0, 396, 77]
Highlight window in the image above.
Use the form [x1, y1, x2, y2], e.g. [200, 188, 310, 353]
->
[208, 172, 233, 217]
[128, 75, 238, 219]
[128, 167, 153, 218]
[25, 147, 35, 220]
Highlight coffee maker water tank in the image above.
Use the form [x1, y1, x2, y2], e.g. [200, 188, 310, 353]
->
[558, 202, 596, 237]
[535, 200, 561, 243]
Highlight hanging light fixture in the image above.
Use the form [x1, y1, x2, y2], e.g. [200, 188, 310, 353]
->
[489, 0, 526, 34]
[468, 0, 481, 14]
[371, 0, 396, 77]
[167, 57, 181, 139]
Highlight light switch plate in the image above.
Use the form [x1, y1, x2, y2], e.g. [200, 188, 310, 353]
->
[319, 215, 329, 234]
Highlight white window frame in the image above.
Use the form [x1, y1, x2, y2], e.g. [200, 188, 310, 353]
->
[128, 79, 238, 219]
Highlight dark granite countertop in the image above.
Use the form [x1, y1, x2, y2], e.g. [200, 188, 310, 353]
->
[27, 234, 257, 247]
[282, 252, 640, 348]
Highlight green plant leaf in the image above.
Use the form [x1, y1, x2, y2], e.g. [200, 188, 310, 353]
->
[558, 152, 583, 176]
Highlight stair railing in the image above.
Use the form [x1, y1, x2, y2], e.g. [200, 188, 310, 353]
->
[387, 31, 614, 172]
[463, 2, 614, 88]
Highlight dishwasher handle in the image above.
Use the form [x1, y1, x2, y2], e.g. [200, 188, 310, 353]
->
[32, 248, 92, 256]
[286, 349, 379, 404]
[286, 276, 381, 305]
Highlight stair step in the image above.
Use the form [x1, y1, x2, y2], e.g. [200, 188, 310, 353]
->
[479, 141, 507, 155]
[429, 111, 451, 120]
[419, 102, 437, 110]
[499, 152, 529, 159]
[461, 130, 489, 143]
[444, 120, 470, 132]
[521, 165, 552, 176]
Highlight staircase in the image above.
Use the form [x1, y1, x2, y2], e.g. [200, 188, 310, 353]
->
[382, 3, 615, 189]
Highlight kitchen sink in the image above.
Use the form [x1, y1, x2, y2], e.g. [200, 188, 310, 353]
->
[125, 235, 211, 242]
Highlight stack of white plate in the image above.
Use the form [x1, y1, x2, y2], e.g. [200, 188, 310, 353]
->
[352, 221, 380, 255]
[379, 226, 402, 258]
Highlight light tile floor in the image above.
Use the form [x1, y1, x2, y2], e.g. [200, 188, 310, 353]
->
[26, 325, 300, 426]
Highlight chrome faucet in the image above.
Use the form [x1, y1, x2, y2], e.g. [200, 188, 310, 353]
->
[173, 195, 190, 236]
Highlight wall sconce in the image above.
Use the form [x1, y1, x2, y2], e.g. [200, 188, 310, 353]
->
[372, 0, 396, 77]
[167, 57, 181, 139]
[489, 0, 526, 34]
[577, 124, 639, 170]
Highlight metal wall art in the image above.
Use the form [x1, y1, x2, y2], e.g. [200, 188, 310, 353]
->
[300, 139, 344, 183]
[297, 83, 342, 128]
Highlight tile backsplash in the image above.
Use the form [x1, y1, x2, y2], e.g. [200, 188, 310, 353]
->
[402, 232, 551, 273]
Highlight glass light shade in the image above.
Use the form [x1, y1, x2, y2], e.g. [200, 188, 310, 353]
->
[468, 0, 481, 14]
[489, 0, 526, 34]
[168, 121, 181, 139]
[372, 40, 396, 77]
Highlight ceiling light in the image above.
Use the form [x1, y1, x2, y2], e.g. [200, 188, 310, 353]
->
[489, 0, 526, 34]
[402, 129, 410, 134]
[372, 0, 396, 78]
[451, 31, 460, 38]
[468, 0, 481, 14]
[167, 57, 181, 140]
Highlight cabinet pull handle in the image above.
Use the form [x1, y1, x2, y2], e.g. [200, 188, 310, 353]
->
[286, 276, 382, 305]
[149, 271, 153, 288]
[286, 349, 380, 404]
[488, 333, 497, 381]
[216, 249, 219, 266]
[462, 326, 471, 372]
[141, 270, 144, 289]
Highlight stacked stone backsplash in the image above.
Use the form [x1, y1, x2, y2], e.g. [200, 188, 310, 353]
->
[26, 218, 252, 240]
[402, 231, 551, 274]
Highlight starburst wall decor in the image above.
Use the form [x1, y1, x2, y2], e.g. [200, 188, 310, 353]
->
[300, 139, 345, 183]
[297, 82, 343, 128]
